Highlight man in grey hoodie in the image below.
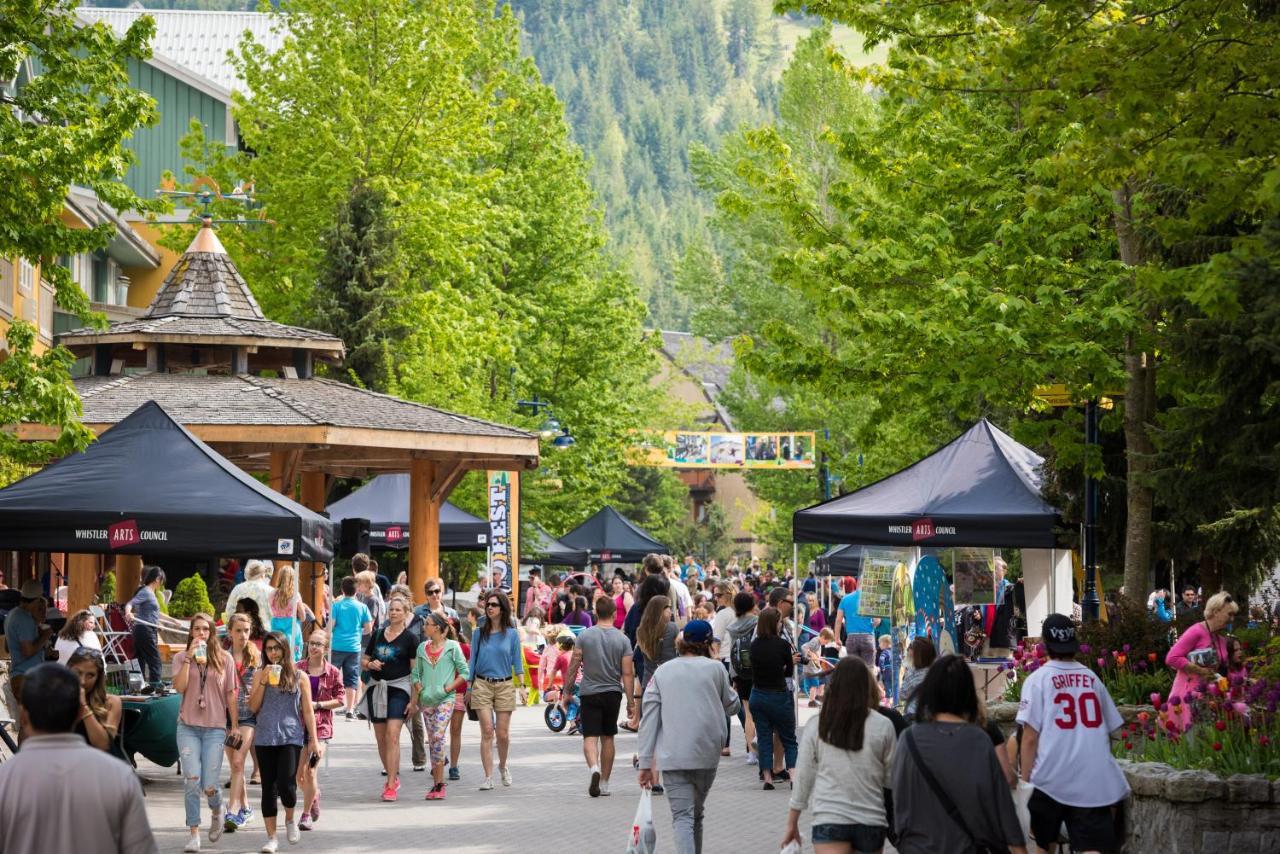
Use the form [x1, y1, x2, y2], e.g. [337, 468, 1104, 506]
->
[638, 620, 741, 854]
[724, 593, 760, 765]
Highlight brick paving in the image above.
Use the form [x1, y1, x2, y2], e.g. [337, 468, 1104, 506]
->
[140, 703, 841, 854]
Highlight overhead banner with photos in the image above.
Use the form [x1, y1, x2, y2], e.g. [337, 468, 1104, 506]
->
[636, 431, 817, 470]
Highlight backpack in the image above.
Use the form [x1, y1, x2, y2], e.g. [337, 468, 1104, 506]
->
[731, 630, 753, 675]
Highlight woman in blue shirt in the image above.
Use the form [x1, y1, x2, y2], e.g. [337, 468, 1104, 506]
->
[467, 592, 523, 791]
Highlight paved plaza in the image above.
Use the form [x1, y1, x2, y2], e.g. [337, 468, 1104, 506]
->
[140, 703, 828, 854]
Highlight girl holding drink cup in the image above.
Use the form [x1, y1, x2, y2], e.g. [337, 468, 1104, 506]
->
[224, 613, 261, 832]
[172, 613, 239, 853]
[248, 631, 318, 852]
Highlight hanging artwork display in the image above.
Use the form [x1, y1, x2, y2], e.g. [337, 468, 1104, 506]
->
[858, 548, 907, 617]
[912, 555, 957, 654]
[953, 548, 996, 605]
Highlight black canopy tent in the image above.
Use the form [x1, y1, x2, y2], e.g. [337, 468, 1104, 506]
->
[814, 544, 862, 577]
[793, 420, 1063, 549]
[521, 525, 589, 567]
[560, 506, 669, 563]
[326, 474, 490, 551]
[0, 400, 333, 561]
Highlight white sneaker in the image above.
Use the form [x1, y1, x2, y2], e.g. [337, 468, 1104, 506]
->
[478, 778, 494, 791]
[208, 810, 223, 843]
[286, 821, 300, 844]
[746, 752, 758, 765]
[183, 835, 201, 853]
[261, 836, 279, 853]
[500, 766, 512, 787]
[599, 779, 611, 796]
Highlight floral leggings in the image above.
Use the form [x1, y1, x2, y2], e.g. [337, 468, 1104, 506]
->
[424, 700, 453, 765]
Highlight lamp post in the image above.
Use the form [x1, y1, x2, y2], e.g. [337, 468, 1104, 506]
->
[517, 397, 574, 450]
[1081, 399, 1101, 623]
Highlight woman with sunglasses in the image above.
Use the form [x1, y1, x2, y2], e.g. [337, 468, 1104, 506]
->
[67, 647, 125, 761]
[173, 613, 239, 853]
[409, 612, 469, 800]
[297, 628, 343, 830]
[362, 597, 417, 801]
[468, 591, 523, 791]
[248, 630, 318, 852]
[223, 613, 262, 833]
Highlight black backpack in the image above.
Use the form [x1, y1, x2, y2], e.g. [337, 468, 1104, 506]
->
[731, 630, 753, 675]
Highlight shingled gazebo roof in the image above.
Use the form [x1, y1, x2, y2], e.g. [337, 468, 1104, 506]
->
[57, 224, 344, 358]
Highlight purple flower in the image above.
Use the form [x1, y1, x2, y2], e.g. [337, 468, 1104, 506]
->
[1027, 661, 1040, 673]
[1080, 643, 1092, 654]
[1123, 643, 1131, 652]
[1097, 658, 1106, 669]
[1034, 643, 1046, 659]
[1151, 692, 1163, 707]
[1169, 694, 1182, 707]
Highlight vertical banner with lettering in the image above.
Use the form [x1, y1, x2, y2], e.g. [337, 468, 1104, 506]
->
[487, 471, 520, 598]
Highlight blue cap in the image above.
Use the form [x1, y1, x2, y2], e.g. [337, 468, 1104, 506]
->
[683, 619, 713, 644]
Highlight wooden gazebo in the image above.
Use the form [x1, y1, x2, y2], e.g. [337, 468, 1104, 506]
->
[25, 221, 538, 613]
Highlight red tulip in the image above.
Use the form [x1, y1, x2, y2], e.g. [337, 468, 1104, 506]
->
[1215, 720, 1226, 731]
[1124, 742, 1133, 750]
[1212, 742, 1223, 752]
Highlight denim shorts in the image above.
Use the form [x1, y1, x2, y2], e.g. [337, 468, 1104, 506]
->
[811, 823, 888, 852]
[330, 650, 361, 688]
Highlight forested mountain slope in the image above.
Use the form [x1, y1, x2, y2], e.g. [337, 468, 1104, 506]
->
[87, 0, 873, 328]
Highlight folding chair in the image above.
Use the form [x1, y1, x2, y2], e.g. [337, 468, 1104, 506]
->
[91, 605, 133, 668]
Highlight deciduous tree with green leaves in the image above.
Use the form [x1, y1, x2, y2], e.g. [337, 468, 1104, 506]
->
[0, 0, 165, 478]
[173, 0, 659, 536]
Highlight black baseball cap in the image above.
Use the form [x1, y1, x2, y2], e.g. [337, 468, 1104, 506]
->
[1041, 613, 1079, 655]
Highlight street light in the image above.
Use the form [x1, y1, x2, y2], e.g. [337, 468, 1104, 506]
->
[516, 396, 574, 449]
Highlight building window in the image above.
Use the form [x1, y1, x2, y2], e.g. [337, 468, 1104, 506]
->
[92, 252, 110, 304]
[17, 258, 35, 296]
[0, 259, 13, 317]
[39, 282, 54, 342]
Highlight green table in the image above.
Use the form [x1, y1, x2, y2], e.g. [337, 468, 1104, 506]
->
[121, 693, 181, 768]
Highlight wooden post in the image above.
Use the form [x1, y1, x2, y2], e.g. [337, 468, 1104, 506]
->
[509, 470, 520, 613]
[409, 458, 440, 605]
[67, 553, 100, 615]
[116, 554, 143, 604]
[300, 470, 327, 616]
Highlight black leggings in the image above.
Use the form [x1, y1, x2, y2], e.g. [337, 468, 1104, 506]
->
[256, 744, 301, 818]
[131, 625, 163, 685]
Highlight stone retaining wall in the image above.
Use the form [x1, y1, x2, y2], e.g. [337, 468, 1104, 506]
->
[1119, 761, 1280, 853]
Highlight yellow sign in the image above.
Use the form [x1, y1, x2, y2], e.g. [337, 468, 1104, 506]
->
[1033, 384, 1075, 407]
[633, 431, 817, 470]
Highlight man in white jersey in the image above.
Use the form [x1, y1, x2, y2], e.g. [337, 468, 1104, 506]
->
[1016, 614, 1129, 854]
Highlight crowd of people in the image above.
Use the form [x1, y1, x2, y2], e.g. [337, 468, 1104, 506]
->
[2, 549, 1234, 854]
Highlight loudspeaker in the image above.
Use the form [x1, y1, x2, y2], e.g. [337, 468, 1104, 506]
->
[339, 517, 370, 559]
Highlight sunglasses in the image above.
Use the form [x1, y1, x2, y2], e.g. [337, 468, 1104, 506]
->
[427, 588, 442, 595]
[265, 645, 283, 653]
[486, 601, 502, 608]
[74, 646, 103, 659]
[306, 641, 326, 648]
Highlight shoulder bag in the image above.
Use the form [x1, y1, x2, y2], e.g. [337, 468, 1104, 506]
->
[904, 728, 999, 854]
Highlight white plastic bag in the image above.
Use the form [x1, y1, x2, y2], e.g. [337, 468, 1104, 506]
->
[1012, 779, 1034, 847]
[780, 841, 801, 854]
[625, 789, 657, 854]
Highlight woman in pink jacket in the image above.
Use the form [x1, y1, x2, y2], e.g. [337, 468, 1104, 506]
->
[1165, 591, 1238, 729]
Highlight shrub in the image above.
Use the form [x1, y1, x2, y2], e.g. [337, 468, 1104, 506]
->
[97, 569, 116, 605]
[168, 574, 215, 620]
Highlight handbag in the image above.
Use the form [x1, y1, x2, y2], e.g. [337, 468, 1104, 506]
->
[904, 728, 1000, 854]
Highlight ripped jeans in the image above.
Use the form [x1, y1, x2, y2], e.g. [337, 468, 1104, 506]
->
[177, 722, 226, 827]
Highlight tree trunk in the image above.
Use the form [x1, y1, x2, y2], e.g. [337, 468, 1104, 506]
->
[1113, 184, 1158, 598]
[1122, 344, 1156, 598]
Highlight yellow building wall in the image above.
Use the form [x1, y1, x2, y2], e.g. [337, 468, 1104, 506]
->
[124, 220, 182, 309]
[0, 256, 50, 356]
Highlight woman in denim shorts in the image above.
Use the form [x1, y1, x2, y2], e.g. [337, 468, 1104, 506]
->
[782, 657, 896, 854]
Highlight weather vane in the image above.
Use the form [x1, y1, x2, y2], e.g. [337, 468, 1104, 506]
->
[155, 174, 271, 227]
